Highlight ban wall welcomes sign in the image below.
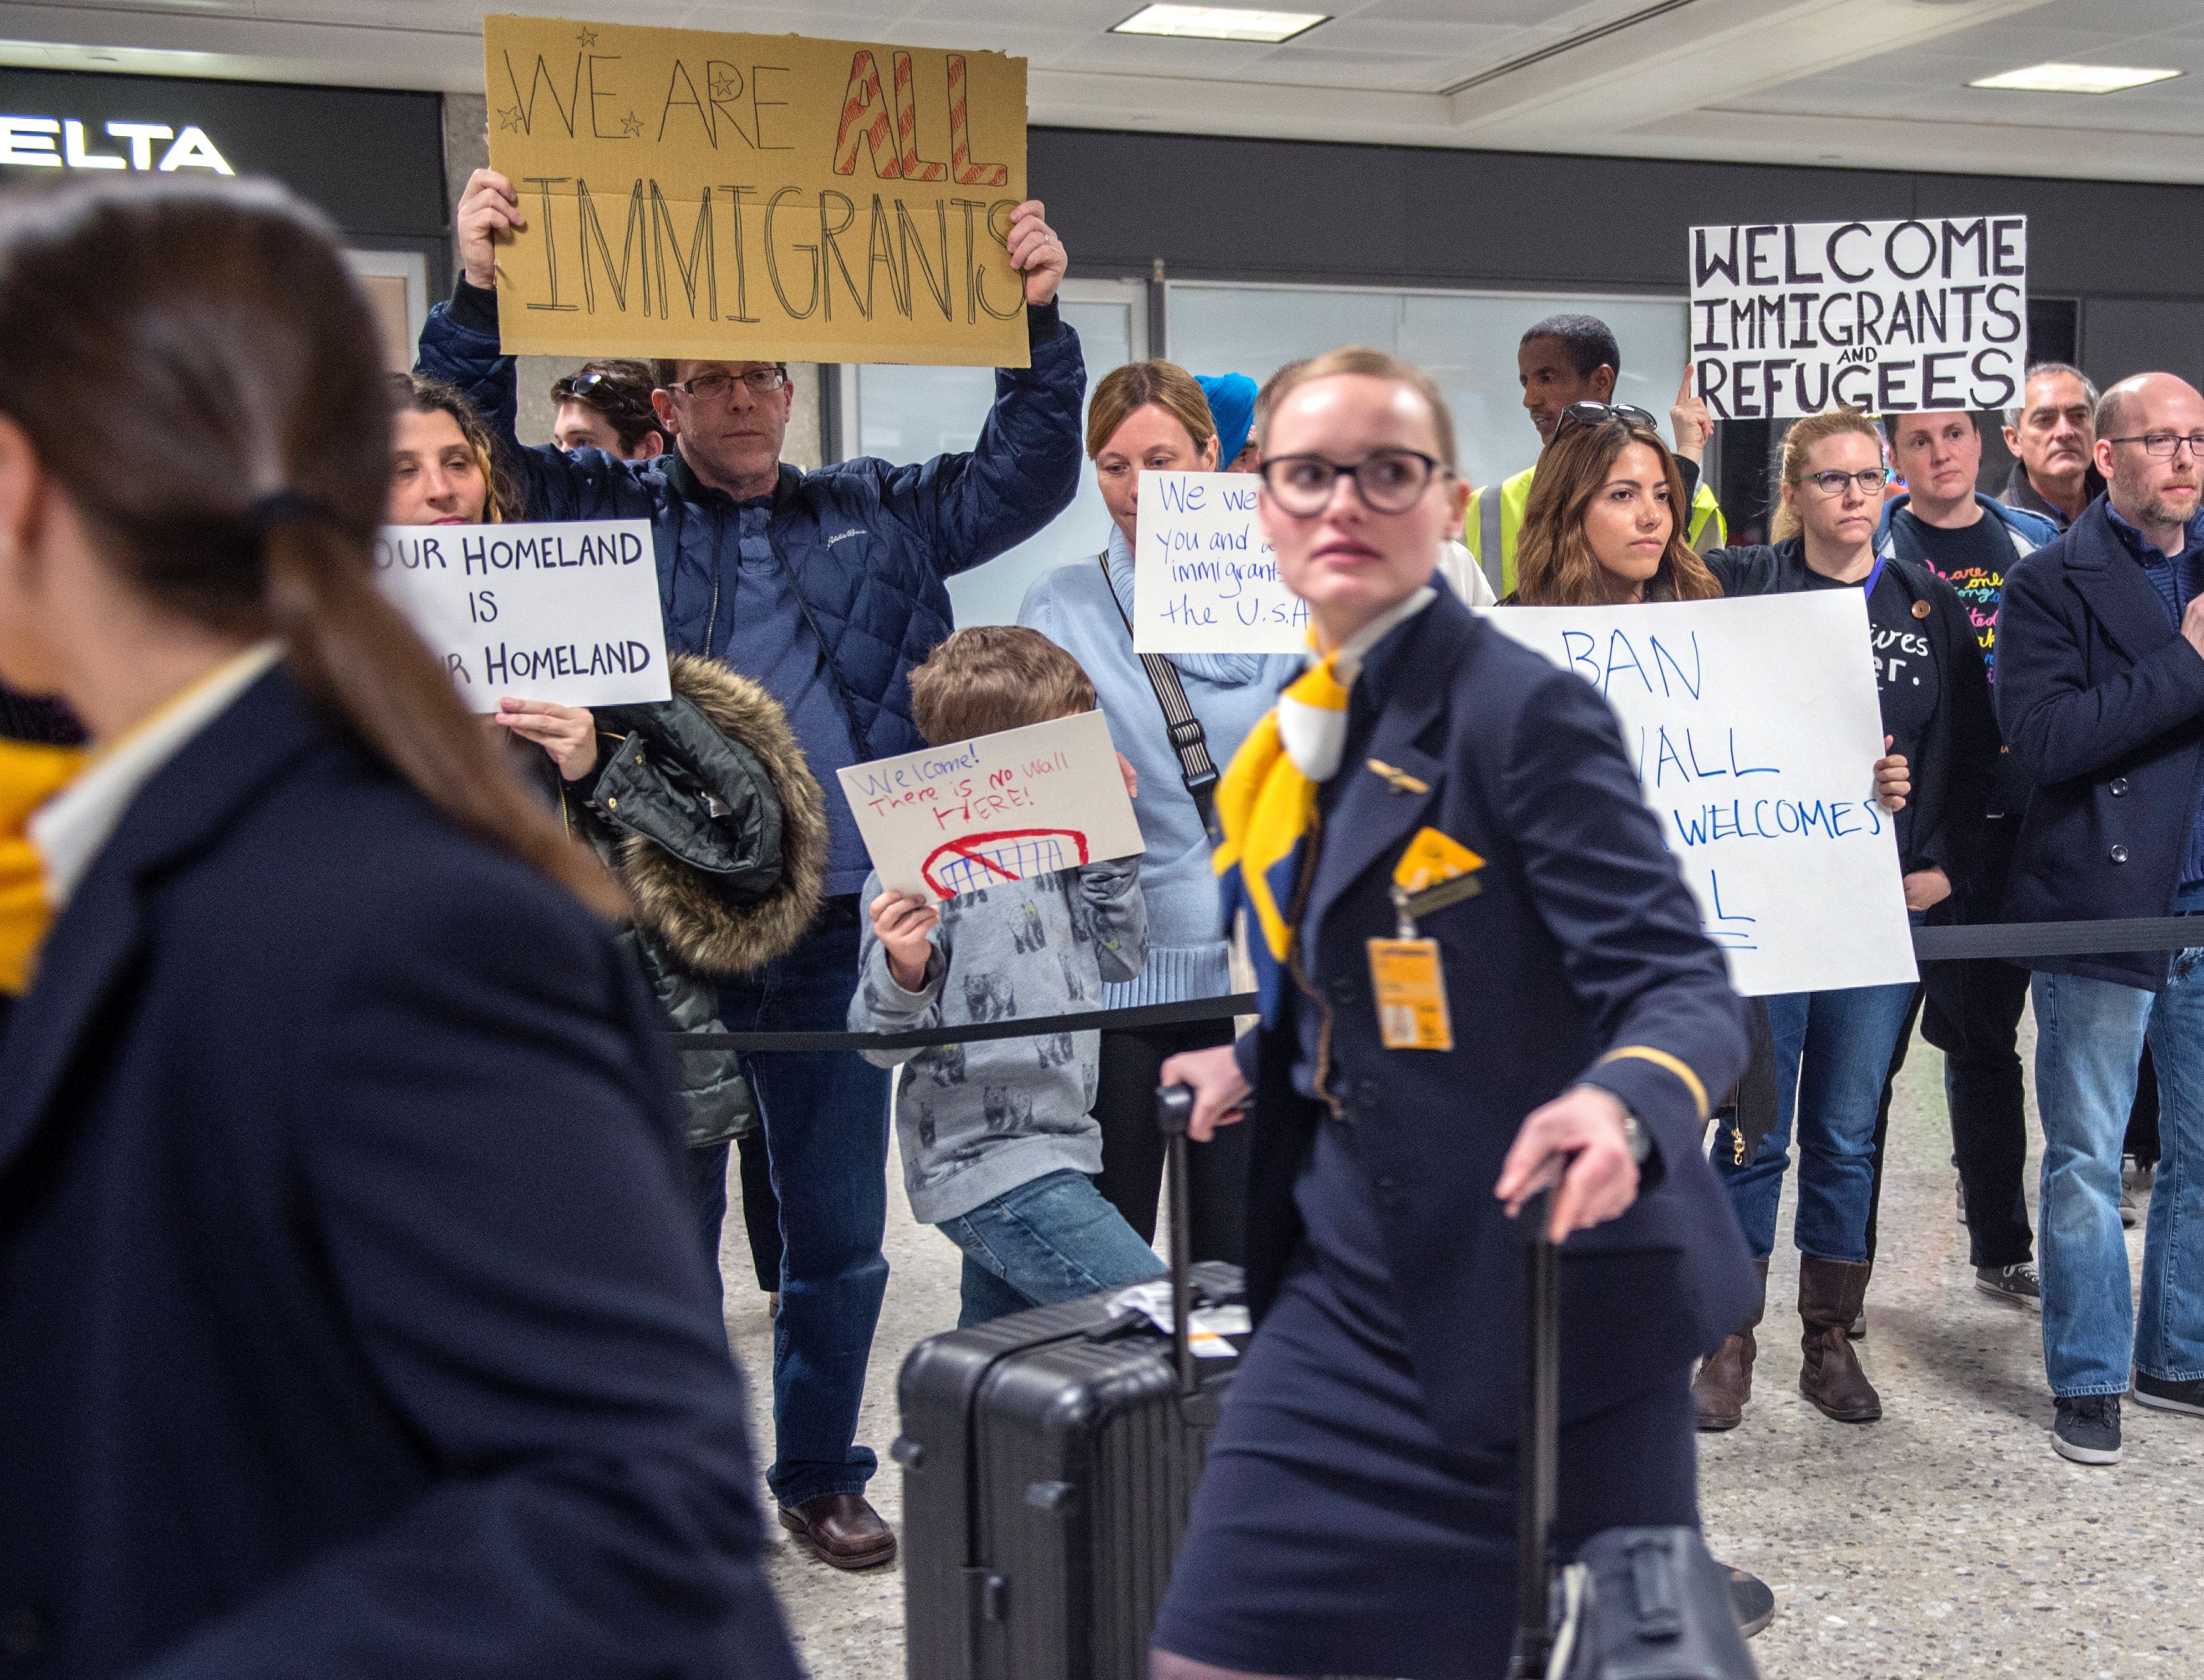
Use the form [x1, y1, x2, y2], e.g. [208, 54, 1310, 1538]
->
[1487, 592, 1917, 997]
[482, 14, 1029, 366]
[1689, 215, 2027, 420]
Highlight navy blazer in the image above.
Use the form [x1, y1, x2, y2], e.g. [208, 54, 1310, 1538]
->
[1243, 587, 1757, 1450]
[1997, 498, 2204, 989]
[0, 668, 798, 1679]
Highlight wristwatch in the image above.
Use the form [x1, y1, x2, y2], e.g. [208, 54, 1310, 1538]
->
[1618, 1107, 1650, 1165]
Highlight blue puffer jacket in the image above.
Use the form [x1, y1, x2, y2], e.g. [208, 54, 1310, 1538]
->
[416, 281, 1087, 764]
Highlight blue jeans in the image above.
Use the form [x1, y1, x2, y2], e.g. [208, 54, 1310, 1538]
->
[716, 896, 891, 1509]
[2032, 887, 2204, 1398]
[1716, 979, 1921, 1261]
[938, 1169, 1167, 1327]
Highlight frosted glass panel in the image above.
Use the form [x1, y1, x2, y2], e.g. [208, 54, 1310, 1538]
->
[856, 294, 1137, 627]
[1168, 284, 1690, 497]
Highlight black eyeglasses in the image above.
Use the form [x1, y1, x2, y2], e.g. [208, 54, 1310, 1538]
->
[666, 367, 790, 401]
[1258, 449, 1449, 516]
[2106, 431, 2204, 460]
[1556, 401, 1660, 437]
[1800, 468, 1891, 497]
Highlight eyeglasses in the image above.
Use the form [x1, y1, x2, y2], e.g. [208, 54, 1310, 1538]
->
[1556, 401, 1661, 437]
[666, 367, 789, 401]
[1258, 449, 1449, 516]
[1800, 468, 1891, 497]
[2106, 431, 2204, 460]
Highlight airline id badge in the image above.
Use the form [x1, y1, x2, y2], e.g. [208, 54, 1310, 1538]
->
[1367, 937, 1454, 1051]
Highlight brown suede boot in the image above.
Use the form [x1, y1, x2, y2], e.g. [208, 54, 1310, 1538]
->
[1693, 1259, 1770, 1431]
[1798, 1256, 1882, 1422]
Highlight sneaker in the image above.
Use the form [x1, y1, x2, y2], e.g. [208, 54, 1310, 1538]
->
[2132, 1371, 2204, 1417]
[1976, 1262, 2042, 1310]
[2052, 1394, 2123, 1464]
[2121, 1183, 2139, 1228]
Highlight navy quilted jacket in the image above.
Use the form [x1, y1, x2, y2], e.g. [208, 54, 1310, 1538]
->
[415, 282, 1087, 764]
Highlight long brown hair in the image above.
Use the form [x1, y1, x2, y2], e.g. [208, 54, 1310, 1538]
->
[1514, 417, 1720, 605]
[390, 370, 521, 524]
[1770, 408, 1884, 542]
[0, 177, 619, 915]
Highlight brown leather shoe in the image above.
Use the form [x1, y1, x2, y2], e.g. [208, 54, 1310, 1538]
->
[1693, 1259, 1769, 1431]
[1798, 1256, 1882, 1422]
[780, 1493, 897, 1570]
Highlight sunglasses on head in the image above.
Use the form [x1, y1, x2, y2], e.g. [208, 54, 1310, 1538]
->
[1555, 401, 1661, 437]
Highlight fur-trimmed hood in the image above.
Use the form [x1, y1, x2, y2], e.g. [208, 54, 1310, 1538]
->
[594, 655, 826, 978]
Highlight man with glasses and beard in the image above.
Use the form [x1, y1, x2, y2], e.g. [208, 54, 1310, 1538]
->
[418, 167, 1088, 1569]
[1997, 372, 2204, 1467]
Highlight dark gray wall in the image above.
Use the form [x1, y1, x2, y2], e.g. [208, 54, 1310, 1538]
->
[1031, 127, 2204, 390]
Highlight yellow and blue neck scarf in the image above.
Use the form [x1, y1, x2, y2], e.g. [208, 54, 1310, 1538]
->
[0, 738, 88, 996]
[1213, 588, 1436, 973]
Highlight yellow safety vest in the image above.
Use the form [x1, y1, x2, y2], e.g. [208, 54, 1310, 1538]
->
[1465, 465, 1728, 598]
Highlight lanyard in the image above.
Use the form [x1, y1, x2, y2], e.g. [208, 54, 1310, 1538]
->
[1859, 551, 1889, 600]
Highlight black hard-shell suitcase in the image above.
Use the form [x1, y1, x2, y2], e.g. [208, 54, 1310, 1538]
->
[894, 1086, 1238, 1680]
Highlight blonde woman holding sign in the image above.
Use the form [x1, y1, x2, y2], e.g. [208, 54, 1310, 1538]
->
[1149, 347, 1755, 1680]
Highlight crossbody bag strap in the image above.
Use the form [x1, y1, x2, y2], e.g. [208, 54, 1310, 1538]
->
[1100, 552, 1222, 843]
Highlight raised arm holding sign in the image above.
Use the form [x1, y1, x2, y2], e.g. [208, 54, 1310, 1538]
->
[417, 19, 1090, 1567]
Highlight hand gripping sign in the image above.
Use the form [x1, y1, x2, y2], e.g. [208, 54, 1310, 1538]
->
[839, 711, 1144, 902]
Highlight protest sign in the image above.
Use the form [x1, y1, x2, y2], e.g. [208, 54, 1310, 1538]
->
[1486, 592, 1916, 996]
[482, 14, 1028, 366]
[838, 709, 1144, 902]
[1689, 215, 2027, 420]
[1132, 471, 1306, 653]
[374, 519, 671, 711]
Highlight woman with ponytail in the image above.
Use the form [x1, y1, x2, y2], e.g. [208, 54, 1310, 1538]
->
[0, 179, 798, 1677]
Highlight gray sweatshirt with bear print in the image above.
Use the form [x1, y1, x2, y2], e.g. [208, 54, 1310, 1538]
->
[849, 859, 1147, 1224]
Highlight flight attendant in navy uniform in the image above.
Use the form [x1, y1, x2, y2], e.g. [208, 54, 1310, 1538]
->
[1147, 347, 1758, 1680]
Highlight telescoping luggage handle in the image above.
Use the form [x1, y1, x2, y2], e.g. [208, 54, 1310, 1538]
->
[1509, 1185, 1562, 1679]
[1155, 1084, 1202, 1399]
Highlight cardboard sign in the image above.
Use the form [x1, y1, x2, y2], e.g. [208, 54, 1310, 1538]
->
[482, 14, 1028, 366]
[1132, 472, 1307, 653]
[374, 520, 671, 711]
[1487, 593, 1917, 997]
[1689, 215, 2027, 419]
[839, 710, 1144, 902]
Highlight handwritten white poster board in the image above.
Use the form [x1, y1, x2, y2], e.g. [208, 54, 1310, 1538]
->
[839, 709, 1146, 902]
[374, 520, 670, 712]
[1132, 472, 1307, 654]
[1689, 215, 2026, 420]
[1487, 593, 1916, 996]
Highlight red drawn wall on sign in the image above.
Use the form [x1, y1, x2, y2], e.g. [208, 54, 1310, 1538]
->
[922, 828, 1091, 898]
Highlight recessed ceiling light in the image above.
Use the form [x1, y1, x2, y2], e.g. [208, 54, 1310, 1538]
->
[1110, 5, 1328, 44]
[1970, 62, 2182, 95]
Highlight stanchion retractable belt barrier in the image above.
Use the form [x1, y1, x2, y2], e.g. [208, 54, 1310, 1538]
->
[671, 915, 2200, 1053]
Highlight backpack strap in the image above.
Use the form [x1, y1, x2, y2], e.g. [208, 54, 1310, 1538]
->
[1100, 553, 1223, 843]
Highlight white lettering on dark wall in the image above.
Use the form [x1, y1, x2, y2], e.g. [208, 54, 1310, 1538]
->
[0, 117, 234, 174]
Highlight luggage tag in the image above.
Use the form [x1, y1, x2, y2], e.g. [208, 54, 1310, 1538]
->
[1366, 828, 1485, 1052]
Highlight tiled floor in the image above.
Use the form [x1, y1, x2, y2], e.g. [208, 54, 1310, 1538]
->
[721, 1015, 2198, 1677]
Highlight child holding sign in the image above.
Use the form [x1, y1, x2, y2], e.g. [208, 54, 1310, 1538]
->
[847, 628, 1164, 1325]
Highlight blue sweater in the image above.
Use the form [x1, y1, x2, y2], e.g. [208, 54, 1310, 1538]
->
[1019, 527, 1300, 1006]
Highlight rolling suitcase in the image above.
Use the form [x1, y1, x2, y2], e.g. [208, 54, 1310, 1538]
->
[895, 1085, 1238, 1680]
